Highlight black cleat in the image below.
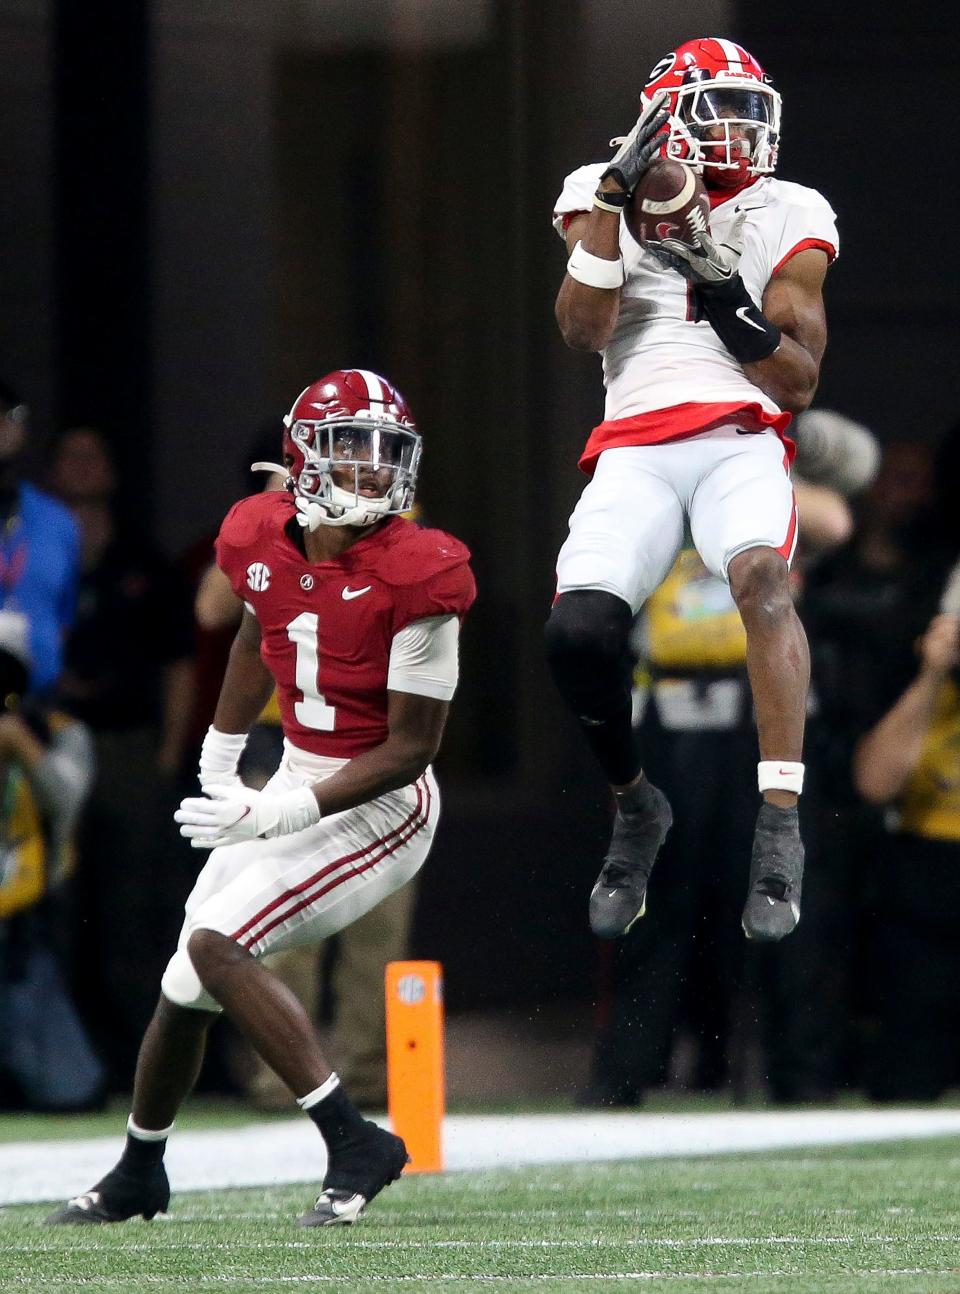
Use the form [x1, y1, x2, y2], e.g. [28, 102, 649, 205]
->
[44, 1163, 170, 1225]
[589, 780, 673, 939]
[297, 1122, 408, 1228]
[742, 802, 804, 941]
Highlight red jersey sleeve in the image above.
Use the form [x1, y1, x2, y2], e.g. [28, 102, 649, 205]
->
[395, 557, 476, 632]
[214, 492, 297, 597]
[373, 524, 476, 633]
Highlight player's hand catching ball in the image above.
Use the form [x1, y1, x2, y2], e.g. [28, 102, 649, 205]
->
[600, 91, 671, 197]
[653, 208, 747, 284]
[175, 784, 321, 848]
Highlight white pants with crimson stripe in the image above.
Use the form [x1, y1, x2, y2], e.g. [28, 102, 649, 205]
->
[161, 742, 438, 1013]
[556, 426, 798, 613]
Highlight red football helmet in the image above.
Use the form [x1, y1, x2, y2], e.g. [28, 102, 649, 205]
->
[258, 369, 421, 530]
[642, 37, 780, 186]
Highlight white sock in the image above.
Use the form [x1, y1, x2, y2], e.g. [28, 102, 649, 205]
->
[297, 1073, 340, 1111]
[127, 1115, 175, 1141]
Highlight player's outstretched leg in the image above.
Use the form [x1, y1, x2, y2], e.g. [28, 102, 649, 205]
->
[728, 547, 809, 941]
[45, 995, 213, 1224]
[545, 589, 673, 937]
[185, 928, 408, 1227]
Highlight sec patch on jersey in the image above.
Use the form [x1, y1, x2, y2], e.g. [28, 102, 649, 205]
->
[626, 159, 709, 250]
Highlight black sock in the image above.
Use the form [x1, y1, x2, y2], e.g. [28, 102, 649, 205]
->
[119, 1131, 166, 1172]
[307, 1085, 367, 1152]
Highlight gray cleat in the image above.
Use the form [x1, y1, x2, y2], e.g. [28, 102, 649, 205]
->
[742, 802, 804, 941]
[589, 780, 673, 939]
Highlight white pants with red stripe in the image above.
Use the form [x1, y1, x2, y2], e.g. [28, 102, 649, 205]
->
[161, 743, 438, 1013]
[556, 426, 798, 613]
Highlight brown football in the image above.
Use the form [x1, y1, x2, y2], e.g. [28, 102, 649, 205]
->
[625, 159, 709, 250]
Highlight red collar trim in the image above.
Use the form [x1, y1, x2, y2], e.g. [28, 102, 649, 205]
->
[706, 176, 763, 210]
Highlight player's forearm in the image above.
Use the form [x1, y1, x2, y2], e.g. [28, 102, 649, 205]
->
[556, 206, 623, 351]
[743, 334, 820, 413]
[853, 670, 944, 804]
[307, 732, 439, 819]
[212, 638, 275, 735]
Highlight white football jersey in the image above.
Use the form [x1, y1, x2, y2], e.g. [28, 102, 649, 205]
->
[553, 168, 839, 425]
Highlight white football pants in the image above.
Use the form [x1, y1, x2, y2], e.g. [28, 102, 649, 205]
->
[556, 425, 797, 612]
[161, 742, 438, 1012]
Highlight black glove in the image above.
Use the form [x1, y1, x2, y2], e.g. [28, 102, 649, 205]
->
[653, 211, 781, 364]
[598, 92, 670, 201]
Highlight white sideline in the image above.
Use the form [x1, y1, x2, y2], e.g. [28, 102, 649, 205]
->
[3, 1108, 960, 1206]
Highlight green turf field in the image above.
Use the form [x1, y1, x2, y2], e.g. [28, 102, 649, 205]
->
[2, 1137, 959, 1292]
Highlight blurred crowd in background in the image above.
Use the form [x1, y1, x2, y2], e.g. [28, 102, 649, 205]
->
[2, 369, 960, 1116]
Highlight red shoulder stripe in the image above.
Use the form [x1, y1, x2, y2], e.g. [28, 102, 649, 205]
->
[771, 237, 836, 278]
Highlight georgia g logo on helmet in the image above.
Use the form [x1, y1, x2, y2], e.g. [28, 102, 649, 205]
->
[254, 369, 423, 533]
[642, 37, 781, 187]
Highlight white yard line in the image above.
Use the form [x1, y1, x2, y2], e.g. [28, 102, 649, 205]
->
[1, 1270, 959, 1285]
[1, 1235, 958, 1253]
[3, 1109, 960, 1206]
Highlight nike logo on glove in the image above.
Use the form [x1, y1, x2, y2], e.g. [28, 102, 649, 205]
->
[736, 305, 766, 333]
[341, 585, 372, 601]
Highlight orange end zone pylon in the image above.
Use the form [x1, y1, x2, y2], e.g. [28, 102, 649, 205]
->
[385, 960, 444, 1173]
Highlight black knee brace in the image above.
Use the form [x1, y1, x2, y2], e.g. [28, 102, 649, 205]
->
[544, 590, 641, 785]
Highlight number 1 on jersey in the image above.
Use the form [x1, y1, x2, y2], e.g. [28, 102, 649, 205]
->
[286, 612, 336, 730]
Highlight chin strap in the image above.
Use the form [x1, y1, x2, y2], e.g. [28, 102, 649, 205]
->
[294, 496, 382, 531]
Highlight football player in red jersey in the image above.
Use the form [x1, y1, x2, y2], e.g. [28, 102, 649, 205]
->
[47, 370, 475, 1229]
[547, 38, 838, 946]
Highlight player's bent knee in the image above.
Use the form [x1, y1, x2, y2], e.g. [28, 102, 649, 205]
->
[160, 947, 223, 1014]
[545, 590, 633, 668]
[187, 927, 248, 978]
[545, 591, 636, 719]
[727, 547, 791, 621]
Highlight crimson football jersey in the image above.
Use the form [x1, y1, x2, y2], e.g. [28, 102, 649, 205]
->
[216, 492, 475, 758]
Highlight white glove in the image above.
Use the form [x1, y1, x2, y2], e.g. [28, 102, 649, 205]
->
[198, 726, 248, 793]
[654, 209, 748, 283]
[175, 784, 321, 849]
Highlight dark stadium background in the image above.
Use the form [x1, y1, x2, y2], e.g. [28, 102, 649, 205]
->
[0, 0, 955, 1016]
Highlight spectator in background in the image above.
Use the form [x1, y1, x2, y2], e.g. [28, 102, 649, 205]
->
[853, 608, 960, 1100]
[0, 608, 103, 1110]
[0, 381, 80, 695]
[46, 426, 196, 1083]
[801, 439, 938, 1090]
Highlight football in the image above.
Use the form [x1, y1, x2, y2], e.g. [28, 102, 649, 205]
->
[625, 159, 709, 250]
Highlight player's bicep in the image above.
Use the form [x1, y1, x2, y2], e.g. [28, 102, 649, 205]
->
[236, 603, 262, 650]
[761, 248, 829, 365]
[563, 213, 590, 256]
[386, 690, 450, 761]
[386, 613, 460, 759]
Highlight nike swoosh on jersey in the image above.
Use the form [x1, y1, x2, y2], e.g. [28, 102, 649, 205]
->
[341, 585, 372, 601]
[735, 305, 767, 333]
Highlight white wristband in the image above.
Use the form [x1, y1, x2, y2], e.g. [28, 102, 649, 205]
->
[758, 761, 805, 795]
[567, 240, 625, 290]
[273, 786, 323, 836]
[199, 725, 248, 786]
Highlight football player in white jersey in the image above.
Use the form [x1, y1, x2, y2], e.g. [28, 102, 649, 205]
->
[545, 37, 838, 943]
